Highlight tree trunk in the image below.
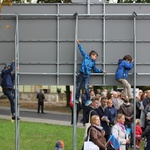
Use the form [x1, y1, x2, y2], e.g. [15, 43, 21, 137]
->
[66, 86, 70, 107]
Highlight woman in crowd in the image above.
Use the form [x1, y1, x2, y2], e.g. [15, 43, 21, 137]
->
[83, 115, 107, 150]
[112, 114, 130, 150]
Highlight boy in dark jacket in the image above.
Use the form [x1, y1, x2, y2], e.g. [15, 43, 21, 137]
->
[115, 55, 134, 101]
[1, 62, 17, 120]
[75, 39, 107, 106]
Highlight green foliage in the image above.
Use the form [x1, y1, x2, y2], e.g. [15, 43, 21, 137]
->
[11, 0, 72, 3]
[36, 0, 72, 3]
[57, 87, 61, 93]
[119, 0, 150, 3]
[0, 119, 85, 150]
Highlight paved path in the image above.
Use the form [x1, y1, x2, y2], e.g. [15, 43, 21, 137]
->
[0, 106, 84, 128]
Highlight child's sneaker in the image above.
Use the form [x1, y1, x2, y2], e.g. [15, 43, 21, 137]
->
[74, 99, 79, 104]
[85, 100, 92, 106]
[12, 115, 20, 120]
[136, 145, 140, 149]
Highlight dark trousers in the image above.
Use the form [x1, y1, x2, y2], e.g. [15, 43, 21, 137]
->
[82, 105, 87, 125]
[145, 137, 150, 150]
[3, 88, 15, 115]
[70, 106, 80, 124]
[38, 101, 44, 113]
[75, 73, 90, 100]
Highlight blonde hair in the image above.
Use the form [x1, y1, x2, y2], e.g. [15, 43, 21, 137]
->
[114, 113, 125, 124]
[107, 99, 112, 104]
[135, 119, 140, 125]
[90, 115, 100, 124]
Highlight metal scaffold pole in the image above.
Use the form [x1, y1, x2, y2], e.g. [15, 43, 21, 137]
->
[133, 11, 137, 150]
[102, 1, 106, 85]
[15, 12, 20, 150]
[73, 12, 78, 150]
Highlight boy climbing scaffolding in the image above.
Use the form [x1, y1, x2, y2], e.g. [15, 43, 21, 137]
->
[1, 61, 18, 120]
[75, 39, 107, 106]
[115, 55, 134, 102]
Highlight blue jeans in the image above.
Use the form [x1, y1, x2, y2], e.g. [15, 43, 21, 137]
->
[125, 123, 134, 147]
[3, 88, 15, 115]
[75, 73, 90, 100]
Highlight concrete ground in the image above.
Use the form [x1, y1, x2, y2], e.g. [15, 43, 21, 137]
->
[0, 106, 84, 128]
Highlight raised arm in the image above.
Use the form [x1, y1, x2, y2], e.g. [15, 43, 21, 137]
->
[76, 39, 87, 58]
[76, 38, 80, 45]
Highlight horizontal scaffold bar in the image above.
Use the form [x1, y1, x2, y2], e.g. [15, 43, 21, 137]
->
[1, 13, 150, 18]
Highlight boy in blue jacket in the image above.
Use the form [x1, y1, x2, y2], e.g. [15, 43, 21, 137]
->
[1, 61, 17, 120]
[115, 55, 134, 101]
[75, 39, 106, 106]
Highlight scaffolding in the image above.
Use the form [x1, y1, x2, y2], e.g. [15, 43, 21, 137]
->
[1, 2, 150, 150]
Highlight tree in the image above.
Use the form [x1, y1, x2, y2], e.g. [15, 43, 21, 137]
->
[36, 0, 71, 3]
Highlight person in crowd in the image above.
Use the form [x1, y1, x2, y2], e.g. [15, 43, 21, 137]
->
[106, 99, 117, 129]
[85, 97, 99, 124]
[74, 39, 107, 106]
[83, 115, 107, 150]
[136, 96, 142, 119]
[135, 119, 142, 149]
[90, 89, 95, 99]
[112, 114, 130, 150]
[141, 119, 150, 150]
[69, 91, 81, 125]
[97, 97, 111, 141]
[143, 90, 150, 109]
[81, 90, 87, 126]
[115, 55, 134, 102]
[118, 96, 134, 148]
[96, 89, 101, 95]
[137, 90, 143, 101]
[144, 98, 150, 126]
[106, 91, 112, 100]
[117, 91, 122, 100]
[1, 61, 17, 120]
[37, 89, 45, 114]
[140, 92, 147, 131]
[112, 91, 123, 110]
[103, 89, 108, 96]
[80, 90, 97, 126]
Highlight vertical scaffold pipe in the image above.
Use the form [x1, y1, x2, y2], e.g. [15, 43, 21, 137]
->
[133, 11, 137, 150]
[73, 12, 78, 150]
[102, 1, 106, 85]
[56, 4, 60, 85]
[15, 12, 20, 150]
[87, 0, 90, 14]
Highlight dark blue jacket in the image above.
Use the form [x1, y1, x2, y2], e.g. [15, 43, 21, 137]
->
[115, 59, 133, 80]
[96, 106, 111, 135]
[106, 106, 117, 125]
[78, 44, 103, 75]
[1, 62, 15, 89]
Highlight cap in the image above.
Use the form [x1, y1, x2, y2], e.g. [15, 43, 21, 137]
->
[5, 63, 11, 68]
[55, 140, 64, 149]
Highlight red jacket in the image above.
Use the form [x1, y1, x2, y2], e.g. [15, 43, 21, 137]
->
[136, 125, 142, 135]
[69, 93, 74, 108]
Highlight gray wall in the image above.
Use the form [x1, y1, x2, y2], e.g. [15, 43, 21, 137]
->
[0, 3, 150, 86]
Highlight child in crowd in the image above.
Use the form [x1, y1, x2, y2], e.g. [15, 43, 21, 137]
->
[75, 39, 107, 106]
[115, 55, 134, 102]
[135, 119, 142, 149]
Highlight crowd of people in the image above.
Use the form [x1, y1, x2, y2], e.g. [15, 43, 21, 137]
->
[68, 38, 150, 149]
[70, 88, 150, 150]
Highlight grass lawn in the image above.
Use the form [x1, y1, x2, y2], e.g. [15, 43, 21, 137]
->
[0, 119, 85, 150]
